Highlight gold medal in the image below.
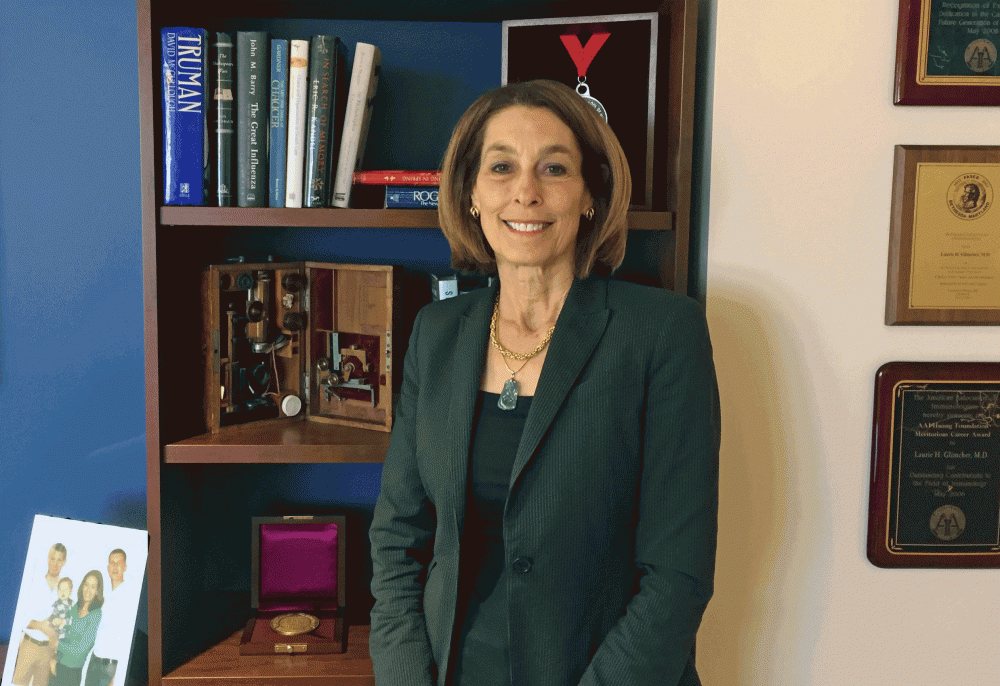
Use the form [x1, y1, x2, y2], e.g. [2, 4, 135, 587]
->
[270, 612, 320, 636]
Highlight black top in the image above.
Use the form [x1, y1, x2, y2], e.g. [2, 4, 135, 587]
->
[450, 391, 531, 686]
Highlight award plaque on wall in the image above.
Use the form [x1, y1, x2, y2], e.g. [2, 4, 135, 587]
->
[502, 13, 658, 209]
[868, 362, 1000, 568]
[894, 0, 1000, 105]
[885, 145, 1000, 325]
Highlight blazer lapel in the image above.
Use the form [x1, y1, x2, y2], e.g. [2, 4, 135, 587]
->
[510, 277, 609, 490]
[443, 285, 495, 529]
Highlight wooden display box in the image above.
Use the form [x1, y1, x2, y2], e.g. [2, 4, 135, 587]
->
[202, 262, 396, 434]
[240, 515, 348, 655]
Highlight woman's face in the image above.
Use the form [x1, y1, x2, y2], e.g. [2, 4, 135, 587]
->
[470, 105, 592, 276]
[80, 574, 98, 604]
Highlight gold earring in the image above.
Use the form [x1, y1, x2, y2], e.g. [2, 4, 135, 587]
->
[585, 208, 595, 220]
[470, 206, 480, 219]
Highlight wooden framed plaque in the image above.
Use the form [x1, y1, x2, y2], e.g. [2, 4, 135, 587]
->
[886, 145, 1000, 325]
[868, 362, 1000, 567]
[502, 13, 659, 209]
[894, 0, 1000, 105]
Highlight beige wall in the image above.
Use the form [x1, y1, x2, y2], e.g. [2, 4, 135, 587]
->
[698, 0, 1000, 683]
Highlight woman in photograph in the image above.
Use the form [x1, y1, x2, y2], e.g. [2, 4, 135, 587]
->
[49, 570, 104, 686]
[369, 79, 720, 686]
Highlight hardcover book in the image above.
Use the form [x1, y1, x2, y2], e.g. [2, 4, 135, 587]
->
[384, 185, 439, 209]
[162, 27, 208, 205]
[210, 32, 234, 207]
[304, 36, 347, 208]
[354, 170, 441, 185]
[322, 41, 350, 208]
[269, 39, 288, 207]
[236, 31, 269, 207]
[331, 42, 382, 208]
[284, 40, 309, 207]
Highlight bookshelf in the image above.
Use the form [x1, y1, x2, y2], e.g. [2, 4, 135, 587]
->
[137, 0, 699, 683]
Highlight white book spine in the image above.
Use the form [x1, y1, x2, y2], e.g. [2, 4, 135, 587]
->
[331, 42, 381, 208]
[284, 40, 310, 208]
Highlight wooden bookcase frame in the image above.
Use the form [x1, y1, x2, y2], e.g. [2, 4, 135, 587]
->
[137, 0, 699, 683]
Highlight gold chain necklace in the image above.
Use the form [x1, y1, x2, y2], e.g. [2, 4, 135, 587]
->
[490, 295, 556, 410]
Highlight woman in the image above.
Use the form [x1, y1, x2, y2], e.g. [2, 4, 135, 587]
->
[49, 570, 103, 686]
[370, 79, 720, 686]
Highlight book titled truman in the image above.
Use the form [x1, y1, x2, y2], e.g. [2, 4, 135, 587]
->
[162, 27, 209, 205]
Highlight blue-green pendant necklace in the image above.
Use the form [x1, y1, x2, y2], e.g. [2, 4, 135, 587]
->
[490, 295, 555, 411]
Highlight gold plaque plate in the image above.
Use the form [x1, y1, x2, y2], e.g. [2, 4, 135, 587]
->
[270, 612, 320, 636]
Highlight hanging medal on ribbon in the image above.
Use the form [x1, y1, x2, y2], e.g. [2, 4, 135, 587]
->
[559, 31, 610, 122]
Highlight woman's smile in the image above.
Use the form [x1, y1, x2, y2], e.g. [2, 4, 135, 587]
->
[503, 220, 551, 233]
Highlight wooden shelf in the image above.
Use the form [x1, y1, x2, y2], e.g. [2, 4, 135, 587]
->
[159, 206, 674, 231]
[165, 418, 390, 463]
[163, 624, 374, 685]
[161, 206, 440, 228]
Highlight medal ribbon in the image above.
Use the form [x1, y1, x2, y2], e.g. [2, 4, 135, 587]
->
[559, 32, 610, 78]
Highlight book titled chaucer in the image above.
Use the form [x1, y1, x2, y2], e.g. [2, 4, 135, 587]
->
[162, 27, 208, 205]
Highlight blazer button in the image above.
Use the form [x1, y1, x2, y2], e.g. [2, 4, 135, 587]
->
[512, 556, 532, 574]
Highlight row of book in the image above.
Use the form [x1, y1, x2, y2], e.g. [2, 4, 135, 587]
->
[163, 28, 438, 209]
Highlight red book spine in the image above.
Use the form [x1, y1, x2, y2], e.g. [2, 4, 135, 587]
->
[353, 170, 441, 185]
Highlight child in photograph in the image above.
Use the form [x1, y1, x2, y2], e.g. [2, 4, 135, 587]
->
[49, 578, 74, 637]
[48, 578, 74, 675]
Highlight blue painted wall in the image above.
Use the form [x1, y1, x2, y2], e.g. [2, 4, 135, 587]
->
[0, 0, 148, 641]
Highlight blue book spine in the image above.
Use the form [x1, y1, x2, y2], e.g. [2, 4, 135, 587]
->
[384, 185, 439, 209]
[162, 27, 209, 205]
[269, 39, 288, 208]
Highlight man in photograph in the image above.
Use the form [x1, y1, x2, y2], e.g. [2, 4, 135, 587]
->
[84, 549, 131, 686]
[12, 543, 68, 686]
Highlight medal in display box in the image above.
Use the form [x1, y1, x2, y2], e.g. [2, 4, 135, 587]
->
[240, 515, 348, 655]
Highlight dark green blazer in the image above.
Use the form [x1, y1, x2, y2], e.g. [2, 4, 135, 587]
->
[369, 276, 720, 686]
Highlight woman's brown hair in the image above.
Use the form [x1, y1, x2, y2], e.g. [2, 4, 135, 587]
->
[438, 79, 631, 278]
[77, 570, 105, 611]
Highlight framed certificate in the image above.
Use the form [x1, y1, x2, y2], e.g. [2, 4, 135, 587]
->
[894, 0, 1000, 105]
[885, 145, 1000, 325]
[868, 362, 1000, 567]
[502, 13, 659, 209]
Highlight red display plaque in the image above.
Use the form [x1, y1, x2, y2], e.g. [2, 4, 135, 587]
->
[894, 0, 1000, 105]
[868, 362, 1000, 567]
[240, 515, 348, 654]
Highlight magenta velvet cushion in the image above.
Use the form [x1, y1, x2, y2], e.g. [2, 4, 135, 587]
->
[259, 522, 339, 606]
